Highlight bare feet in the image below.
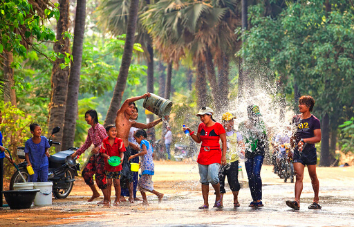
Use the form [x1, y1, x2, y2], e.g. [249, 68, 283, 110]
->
[88, 193, 100, 202]
[103, 201, 111, 207]
[97, 200, 105, 205]
[113, 201, 120, 206]
[158, 193, 164, 203]
[120, 196, 127, 202]
[134, 197, 142, 201]
[129, 196, 134, 203]
[142, 200, 149, 206]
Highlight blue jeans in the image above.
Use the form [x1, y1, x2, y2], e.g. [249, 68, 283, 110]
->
[165, 144, 171, 160]
[29, 166, 48, 182]
[245, 155, 264, 201]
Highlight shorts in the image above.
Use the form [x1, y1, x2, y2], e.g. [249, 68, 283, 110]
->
[219, 161, 240, 193]
[293, 147, 317, 166]
[106, 171, 121, 179]
[198, 163, 220, 185]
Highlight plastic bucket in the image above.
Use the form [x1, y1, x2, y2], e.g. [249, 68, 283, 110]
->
[33, 182, 53, 206]
[130, 163, 140, 172]
[13, 182, 34, 190]
[143, 93, 172, 118]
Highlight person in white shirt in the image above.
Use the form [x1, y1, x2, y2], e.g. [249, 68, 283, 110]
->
[164, 127, 172, 160]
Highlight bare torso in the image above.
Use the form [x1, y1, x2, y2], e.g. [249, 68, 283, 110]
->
[115, 111, 134, 147]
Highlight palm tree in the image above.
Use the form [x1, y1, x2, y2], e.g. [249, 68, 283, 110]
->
[98, 0, 156, 124]
[61, 0, 87, 150]
[103, 0, 140, 125]
[142, 0, 242, 110]
[48, 0, 70, 151]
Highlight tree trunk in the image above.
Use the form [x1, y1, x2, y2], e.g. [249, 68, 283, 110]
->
[158, 62, 166, 98]
[48, 0, 70, 151]
[237, 57, 244, 99]
[104, 0, 140, 125]
[196, 61, 207, 108]
[218, 52, 229, 107]
[330, 128, 337, 164]
[294, 81, 301, 109]
[187, 68, 193, 91]
[3, 51, 16, 106]
[205, 47, 221, 111]
[320, 113, 330, 166]
[146, 37, 154, 124]
[164, 61, 172, 99]
[238, 0, 248, 100]
[61, 0, 86, 150]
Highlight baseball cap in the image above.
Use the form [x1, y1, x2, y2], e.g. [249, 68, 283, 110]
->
[196, 107, 214, 116]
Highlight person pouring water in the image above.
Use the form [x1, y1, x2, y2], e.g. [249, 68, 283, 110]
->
[183, 107, 227, 209]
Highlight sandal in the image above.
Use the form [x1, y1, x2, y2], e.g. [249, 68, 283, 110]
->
[213, 195, 223, 208]
[234, 202, 240, 208]
[256, 201, 264, 207]
[308, 202, 321, 209]
[249, 201, 256, 207]
[286, 200, 300, 210]
[198, 204, 209, 209]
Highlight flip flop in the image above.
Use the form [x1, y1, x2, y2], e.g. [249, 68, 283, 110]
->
[308, 202, 321, 209]
[198, 204, 209, 209]
[286, 200, 300, 210]
[234, 202, 240, 208]
[256, 201, 264, 207]
[213, 195, 223, 208]
[249, 201, 256, 207]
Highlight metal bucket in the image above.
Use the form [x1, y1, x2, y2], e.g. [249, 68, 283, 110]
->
[143, 93, 172, 118]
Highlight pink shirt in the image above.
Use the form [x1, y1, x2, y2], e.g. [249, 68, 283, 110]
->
[76, 123, 107, 156]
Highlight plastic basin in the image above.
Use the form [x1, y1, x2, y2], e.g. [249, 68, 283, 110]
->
[3, 189, 39, 209]
[108, 156, 121, 167]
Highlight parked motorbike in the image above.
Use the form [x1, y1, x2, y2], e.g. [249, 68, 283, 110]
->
[9, 127, 80, 199]
[153, 139, 166, 161]
[174, 139, 197, 161]
[275, 143, 295, 183]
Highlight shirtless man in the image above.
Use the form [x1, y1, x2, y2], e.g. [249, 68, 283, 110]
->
[116, 93, 163, 203]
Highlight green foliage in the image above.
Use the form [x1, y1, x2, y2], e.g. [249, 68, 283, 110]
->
[339, 118, 354, 153]
[240, 0, 354, 128]
[0, 102, 33, 175]
[0, 0, 58, 56]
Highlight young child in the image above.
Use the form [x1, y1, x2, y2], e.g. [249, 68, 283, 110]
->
[100, 125, 126, 206]
[129, 129, 163, 205]
[24, 123, 50, 182]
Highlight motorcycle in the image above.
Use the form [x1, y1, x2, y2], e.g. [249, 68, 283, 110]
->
[153, 139, 166, 161]
[275, 143, 295, 183]
[9, 127, 80, 199]
[174, 139, 197, 161]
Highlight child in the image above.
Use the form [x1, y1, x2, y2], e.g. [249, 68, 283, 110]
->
[129, 129, 163, 205]
[100, 125, 126, 206]
[24, 123, 50, 182]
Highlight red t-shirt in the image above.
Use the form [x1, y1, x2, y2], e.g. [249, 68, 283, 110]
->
[197, 122, 226, 165]
[100, 137, 126, 172]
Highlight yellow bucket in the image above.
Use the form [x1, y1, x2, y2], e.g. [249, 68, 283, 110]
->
[130, 163, 140, 172]
[27, 165, 34, 175]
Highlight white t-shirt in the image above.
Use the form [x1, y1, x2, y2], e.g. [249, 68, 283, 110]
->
[129, 127, 139, 146]
[164, 130, 172, 144]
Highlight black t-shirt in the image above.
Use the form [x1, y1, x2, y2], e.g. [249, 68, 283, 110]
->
[292, 115, 321, 151]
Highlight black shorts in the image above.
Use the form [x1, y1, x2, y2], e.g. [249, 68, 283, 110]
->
[106, 171, 121, 179]
[293, 147, 317, 166]
[120, 146, 134, 186]
[218, 160, 240, 193]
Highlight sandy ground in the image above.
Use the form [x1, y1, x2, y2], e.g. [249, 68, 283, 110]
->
[1, 161, 354, 226]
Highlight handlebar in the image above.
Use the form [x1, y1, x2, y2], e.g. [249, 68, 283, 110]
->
[52, 142, 60, 145]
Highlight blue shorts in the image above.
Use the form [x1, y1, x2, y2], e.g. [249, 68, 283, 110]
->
[198, 163, 220, 185]
[293, 147, 317, 166]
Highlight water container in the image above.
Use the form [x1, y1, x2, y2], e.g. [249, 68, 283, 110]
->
[143, 93, 172, 118]
[13, 182, 34, 190]
[33, 182, 53, 206]
[130, 163, 140, 172]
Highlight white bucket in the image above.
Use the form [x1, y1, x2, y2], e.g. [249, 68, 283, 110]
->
[13, 182, 34, 190]
[33, 182, 53, 206]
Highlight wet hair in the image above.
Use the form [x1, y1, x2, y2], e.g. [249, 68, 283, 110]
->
[85, 109, 98, 123]
[30, 123, 40, 132]
[129, 102, 136, 107]
[135, 129, 147, 138]
[105, 124, 116, 133]
[299, 96, 315, 112]
[135, 107, 138, 113]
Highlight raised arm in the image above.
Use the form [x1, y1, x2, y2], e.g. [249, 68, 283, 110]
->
[118, 93, 151, 115]
[132, 118, 163, 129]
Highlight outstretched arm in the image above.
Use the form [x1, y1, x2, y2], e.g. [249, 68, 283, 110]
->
[132, 118, 163, 129]
[118, 93, 151, 115]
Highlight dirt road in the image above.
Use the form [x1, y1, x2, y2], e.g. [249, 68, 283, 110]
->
[1, 161, 354, 226]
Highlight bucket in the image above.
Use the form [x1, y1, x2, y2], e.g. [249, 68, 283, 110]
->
[13, 182, 34, 190]
[130, 163, 140, 172]
[33, 182, 53, 206]
[143, 93, 172, 118]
